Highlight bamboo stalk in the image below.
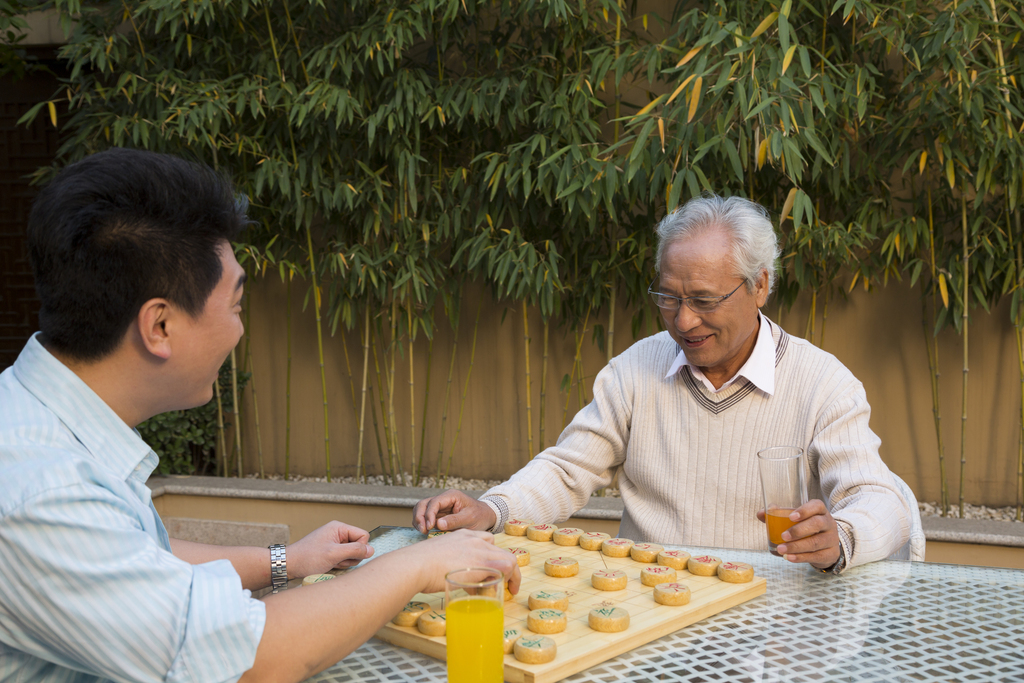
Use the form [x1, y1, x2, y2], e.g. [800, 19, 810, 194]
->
[443, 299, 482, 487]
[388, 297, 404, 484]
[607, 287, 616, 362]
[246, 342, 265, 479]
[305, 224, 331, 482]
[927, 187, 948, 516]
[285, 277, 292, 481]
[959, 195, 969, 519]
[805, 289, 817, 342]
[539, 319, 549, 452]
[819, 286, 830, 348]
[371, 320, 394, 485]
[523, 304, 534, 460]
[230, 346, 242, 477]
[435, 300, 461, 481]
[214, 376, 227, 477]
[1014, 208, 1023, 521]
[577, 306, 592, 408]
[357, 305, 371, 484]
[414, 336, 434, 485]
[340, 319, 359, 424]
[366, 385, 388, 481]
[408, 305, 416, 487]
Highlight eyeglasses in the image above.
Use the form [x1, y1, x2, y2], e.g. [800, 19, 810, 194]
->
[647, 280, 745, 314]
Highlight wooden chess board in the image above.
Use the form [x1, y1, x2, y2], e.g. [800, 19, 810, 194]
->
[374, 531, 766, 683]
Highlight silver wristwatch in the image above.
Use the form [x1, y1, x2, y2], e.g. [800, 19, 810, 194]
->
[269, 544, 288, 593]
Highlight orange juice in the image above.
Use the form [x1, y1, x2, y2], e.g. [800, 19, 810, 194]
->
[765, 508, 796, 555]
[446, 596, 503, 682]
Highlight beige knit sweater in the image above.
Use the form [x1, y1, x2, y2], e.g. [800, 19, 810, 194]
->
[480, 322, 912, 569]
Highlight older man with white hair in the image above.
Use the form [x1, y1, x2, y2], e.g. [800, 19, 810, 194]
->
[414, 193, 916, 573]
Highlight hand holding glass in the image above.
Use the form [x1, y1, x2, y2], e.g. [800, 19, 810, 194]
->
[757, 446, 808, 556]
[445, 567, 504, 683]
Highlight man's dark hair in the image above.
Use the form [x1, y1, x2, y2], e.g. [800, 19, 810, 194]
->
[27, 147, 248, 361]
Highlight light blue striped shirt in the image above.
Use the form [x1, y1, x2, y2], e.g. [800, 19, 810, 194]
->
[0, 335, 266, 682]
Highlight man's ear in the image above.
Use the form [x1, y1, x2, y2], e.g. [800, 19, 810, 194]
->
[755, 269, 770, 308]
[137, 298, 173, 360]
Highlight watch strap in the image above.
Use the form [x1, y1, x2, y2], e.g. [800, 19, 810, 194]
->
[269, 543, 288, 593]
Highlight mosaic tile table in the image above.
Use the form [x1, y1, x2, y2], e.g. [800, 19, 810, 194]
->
[309, 530, 1024, 682]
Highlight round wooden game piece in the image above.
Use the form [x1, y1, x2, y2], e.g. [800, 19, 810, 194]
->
[579, 531, 611, 550]
[392, 600, 430, 627]
[588, 606, 630, 632]
[416, 609, 446, 636]
[657, 549, 691, 570]
[508, 547, 531, 567]
[504, 518, 533, 536]
[718, 561, 755, 583]
[428, 529, 448, 538]
[601, 538, 635, 557]
[591, 569, 628, 591]
[526, 524, 557, 542]
[630, 543, 664, 563]
[688, 555, 722, 576]
[544, 556, 579, 577]
[527, 609, 567, 634]
[653, 582, 691, 606]
[301, 573, 335, 586]
[502, 627, 523, 654]
[504, 581, 514, 602]
[528, 589, 569, 611]
[514, 635, 557, 664]
[640, 565, 677, 587]
[552, 527, 585, 546]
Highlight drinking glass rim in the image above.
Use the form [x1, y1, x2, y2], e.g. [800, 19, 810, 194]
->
[445, 566, 503, 588]
[757, 446, 804, 461]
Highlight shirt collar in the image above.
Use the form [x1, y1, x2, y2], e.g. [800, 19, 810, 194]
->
[13, 333, 158, 481]
[665, 312, 776, 396]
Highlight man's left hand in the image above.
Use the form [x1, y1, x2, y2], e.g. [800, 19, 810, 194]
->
[756, 499, 840, 569]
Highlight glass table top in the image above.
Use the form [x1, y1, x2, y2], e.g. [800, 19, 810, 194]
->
[310, 531, 1024, 682]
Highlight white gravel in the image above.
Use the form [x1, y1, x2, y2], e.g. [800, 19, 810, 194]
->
[243, 474, 1020, 521]
[919, 501, 1022, 522]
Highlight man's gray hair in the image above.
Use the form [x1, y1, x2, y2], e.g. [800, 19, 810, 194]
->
[655, 194, 780, 295]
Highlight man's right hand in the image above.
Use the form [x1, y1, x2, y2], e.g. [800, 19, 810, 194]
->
[412, 489, 498, 534]
[408, 528, 521, 595]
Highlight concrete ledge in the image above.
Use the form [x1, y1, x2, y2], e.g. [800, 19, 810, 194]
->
[164, 517, 289, 546]
[149, 476, 1024, 546]
[921, 516, 1024, 548]
[148, 475, 623, 521]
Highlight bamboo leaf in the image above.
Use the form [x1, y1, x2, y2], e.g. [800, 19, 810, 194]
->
[687, 77, 703, 123]
[938, 274, 949, 309]
[47, 101, 57, 127]
[781, 46, 797, 76]
[676, 45, 703, 68]
[919, 150, 927, 175]
[635, 94, 666, 118]
[751, 12, 779, 39]
[757, 138, 769, 169]
[780, 187, 798, 224]
[945, 158, 955, 189]
[667, 75, 696, 104]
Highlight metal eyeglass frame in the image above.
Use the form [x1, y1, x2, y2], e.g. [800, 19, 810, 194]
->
[647, 280, 745, 314]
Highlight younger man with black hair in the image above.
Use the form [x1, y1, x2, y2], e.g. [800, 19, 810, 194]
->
[0, 148, 519, 683]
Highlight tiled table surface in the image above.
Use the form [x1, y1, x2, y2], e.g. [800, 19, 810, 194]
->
[310, 529, 1024, 682]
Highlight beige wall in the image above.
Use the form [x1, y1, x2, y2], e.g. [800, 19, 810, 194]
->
[237, 275, 1023, 508]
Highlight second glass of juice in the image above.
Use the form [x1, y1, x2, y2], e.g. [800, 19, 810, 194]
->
[445, 567, 504, 683]
[757, 446, 808, 556]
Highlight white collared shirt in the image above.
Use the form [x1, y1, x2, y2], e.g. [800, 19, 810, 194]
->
[664, 312, 776, 395]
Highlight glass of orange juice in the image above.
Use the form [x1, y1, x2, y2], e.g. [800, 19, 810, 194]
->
[757, 446, 807, 556]
[445, 567, 504, 683]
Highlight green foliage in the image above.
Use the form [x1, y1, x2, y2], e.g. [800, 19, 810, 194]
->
[137, 361, 249, 476]
[18, 0, 1024, 484]
[0, 0, 35, 79]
